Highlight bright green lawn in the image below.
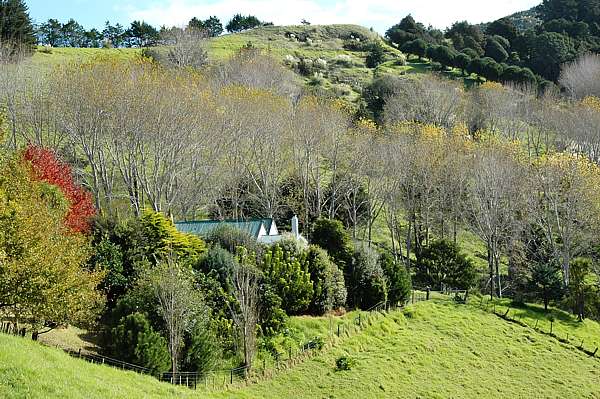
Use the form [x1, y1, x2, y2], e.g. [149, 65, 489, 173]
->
[3, 300, 599, 398]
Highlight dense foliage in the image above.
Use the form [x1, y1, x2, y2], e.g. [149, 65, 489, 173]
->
[23, 144, 96, 233]
[390, 0, 600, 84]
[0, 152, 103, 333]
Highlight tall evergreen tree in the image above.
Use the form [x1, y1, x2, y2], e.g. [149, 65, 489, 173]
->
[0, 0, 36, 52]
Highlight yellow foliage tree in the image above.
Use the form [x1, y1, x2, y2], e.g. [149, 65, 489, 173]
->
[0, 154, 104, 334]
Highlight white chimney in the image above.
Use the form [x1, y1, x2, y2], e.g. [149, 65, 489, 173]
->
[291, 215, 299, 238]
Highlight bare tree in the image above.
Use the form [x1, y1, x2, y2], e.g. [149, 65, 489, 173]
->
[228, 249, 259, 370]
[466, 142, 528, 299]
[160, 27, 209, 69]
[532, 153, 600, 287]
[559, 53, 600, 99]
[149, 254, 204, 376]
[291, 96, 349, 231]
[384, 75, 464, 129]
[211, 47, 300, 99]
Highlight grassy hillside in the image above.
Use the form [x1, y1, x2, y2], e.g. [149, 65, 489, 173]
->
[0, 333, 191, 399]
[207, 301, 600, 398]
[27, 24, 478, 104]
[2, 299, 599, 398]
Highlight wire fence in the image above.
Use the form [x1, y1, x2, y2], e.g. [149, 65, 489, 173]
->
[477, 297, 599, 360]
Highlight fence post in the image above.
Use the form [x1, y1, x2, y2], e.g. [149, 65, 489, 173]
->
[426, 287, 430, 300]
[230, 369, 233, 384]
[337, 324, 340, 337]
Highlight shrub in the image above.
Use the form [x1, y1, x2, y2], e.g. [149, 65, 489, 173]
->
[298, 57, 315, 76]
[481, 57, 503, 81]
[462, 47, 480, 60]
[426, 45, 456, 69]
[134, 329, 172, 376]
[206, 224, 258, 255]
[198, 245, 237, 288]
[139, 209, 206, 265]
[314, 58, 328, 70]
[366, 42, 386, 68]
[485, 38, 509, 63]
[258, 283, 288, 335]
[401, 39, 427, 60]
[415, 240, 477, 293]
[334, 54, 353, 67]
[335, 356, 356, 371]
[110, 312, 170, 375]
[90, 237, 126, 306]
[347, 245, 387, 309]
[307, 336, 325, 350]
[183, 321, 221, 377]
[454, 52, 472, 75]
[379, 251, 411, 306]
[568, 257, 597, 320]
[261, 244, 313, 315]
[306, 245, 347, 314]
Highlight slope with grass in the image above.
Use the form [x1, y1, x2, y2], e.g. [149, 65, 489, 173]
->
[206, 300, 600, 398]
[0, 333, 192, 399]
[3, 299, 599, 398]
[29, 46, 140, 67]
[27, 24, 479, 105]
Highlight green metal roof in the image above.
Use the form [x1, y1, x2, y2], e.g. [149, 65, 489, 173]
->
[175, 218, 274, 239]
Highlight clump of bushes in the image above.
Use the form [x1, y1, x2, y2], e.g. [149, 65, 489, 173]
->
[334, 54, 353, 67]
[335, 355, 356, 371]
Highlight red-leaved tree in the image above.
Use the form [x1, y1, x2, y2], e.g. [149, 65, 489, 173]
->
[23, 145, 96, 234]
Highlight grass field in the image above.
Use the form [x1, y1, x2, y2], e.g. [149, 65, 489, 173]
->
[29, 47, 140, 66]
[2, 299, 599, 398]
